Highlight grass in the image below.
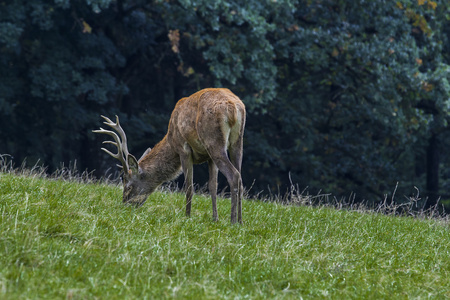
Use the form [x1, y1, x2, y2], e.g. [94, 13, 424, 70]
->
[1, 170, 450, 299]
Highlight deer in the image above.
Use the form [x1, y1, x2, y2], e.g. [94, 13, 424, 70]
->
[93, 88, 246, 223]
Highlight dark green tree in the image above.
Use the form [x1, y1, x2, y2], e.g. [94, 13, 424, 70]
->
[400, 0, 450, 206]
[1, 0, 449, 208]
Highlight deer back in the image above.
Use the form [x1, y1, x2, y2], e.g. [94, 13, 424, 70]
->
[165, 88, 245, 164]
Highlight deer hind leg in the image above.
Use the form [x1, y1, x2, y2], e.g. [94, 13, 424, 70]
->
[199, 119, 242, 223]
[208, 159, 219, 221]
[180, 154, 194, 217]
[229, 132, 244, 173]
[208, 149, 242, 224]
[229, 138, 244, 223]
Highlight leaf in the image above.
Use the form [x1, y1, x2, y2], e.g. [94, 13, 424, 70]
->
[82, 20, 92, 34]
[428, 1, 437, 10]
[331, 48, 339, 57]
[168, 29, 180, 53]
[421, 81, 434, 92]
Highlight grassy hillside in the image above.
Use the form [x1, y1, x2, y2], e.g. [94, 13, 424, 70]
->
[1, 172, 450, 299]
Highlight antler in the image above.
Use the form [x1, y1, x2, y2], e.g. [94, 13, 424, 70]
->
[93, 115, 130, 172]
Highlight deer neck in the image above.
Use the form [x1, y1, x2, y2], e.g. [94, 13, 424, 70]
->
[138, 135, 182, 186]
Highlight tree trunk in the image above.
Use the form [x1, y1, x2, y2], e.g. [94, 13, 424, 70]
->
[426, 133, 440, 207]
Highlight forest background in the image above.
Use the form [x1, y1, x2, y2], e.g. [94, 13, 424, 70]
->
[1, 0, 449, 209]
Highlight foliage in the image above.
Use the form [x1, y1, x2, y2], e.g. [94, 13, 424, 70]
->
[0, 0, 449, 205]
[1, 173, 450, 298]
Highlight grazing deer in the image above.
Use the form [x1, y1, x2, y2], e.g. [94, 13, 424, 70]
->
[93, 88, 246, 223]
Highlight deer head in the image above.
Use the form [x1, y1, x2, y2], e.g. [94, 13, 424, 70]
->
[93, 115, 152, 206]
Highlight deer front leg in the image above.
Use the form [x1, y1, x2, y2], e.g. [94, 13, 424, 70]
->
[208, 160, 219, 221]
[181, 155, 194, 217]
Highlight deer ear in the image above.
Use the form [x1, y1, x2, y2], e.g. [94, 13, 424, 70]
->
[128, 154, 139, 175]
[139, 147, 152, 161]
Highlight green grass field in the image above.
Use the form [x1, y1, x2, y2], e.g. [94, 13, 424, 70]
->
[1, 172, 450, 299]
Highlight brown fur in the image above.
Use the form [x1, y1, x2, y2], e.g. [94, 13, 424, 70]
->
[95, 88, 246, 223]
